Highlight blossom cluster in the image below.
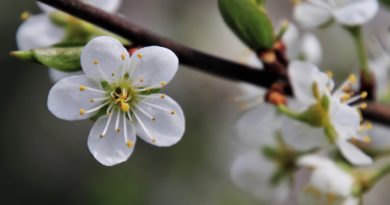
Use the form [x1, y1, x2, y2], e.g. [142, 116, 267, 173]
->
[12, 0, 390, 205]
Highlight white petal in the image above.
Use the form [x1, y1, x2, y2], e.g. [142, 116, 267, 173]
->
[230, 151, 289, 204]
[329, 99, 360, 140]
[81, 36, 130, 83]
[282, 22, 299, 49]
[288, 61, 331, 105]
[130, 46, 179, 88]
[88, 114, 136, 166]
[334, 0, 379, 26]
[84, 0, 122, 12]
[301, 33, 322, 65]
[310, 162, 355, 197]
[16, 14, 64, 50]
[298, 154, 335, 169]
[235, 103, 281, 147]
[281, 118, 327, 150]
[294, 2, 333, 28]
[342, 198, 359, 205]
[134, 94, 185, 147]
[337, 140, 373, 166]
[48, 69, 84, 83]
[48, 75, 106, 120]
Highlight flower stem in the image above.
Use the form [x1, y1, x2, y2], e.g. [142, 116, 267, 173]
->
[277, 105, 302, 120]
[346, 26, 370, 76]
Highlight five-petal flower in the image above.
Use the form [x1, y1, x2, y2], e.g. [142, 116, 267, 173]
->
[285, 61, 373, 165]
[47, 36, 185, 166]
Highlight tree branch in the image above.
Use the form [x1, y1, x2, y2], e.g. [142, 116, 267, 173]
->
[36, 0, 390, 126]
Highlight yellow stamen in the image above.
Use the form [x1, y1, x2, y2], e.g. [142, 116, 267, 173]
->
[137, 54, 143, 59]
[170, 110, 176, 115]
[361, 91, 368, 99]
[79, 109, 86, 116]
[79, 85, 87, 91]
[20, 11, 31, 21]
[326, 70, 333, 78]
[341, 94, 351, 102]
[348, 74, 357, 84]
[360, 103, 368, 109]
[160, 81, 166, 87]
[126, 140, 134, 148]
[120, 103, 130, 112]
[160, 94, 166, 99]
[93, 59, 99, 65]
[363, 136, 372, 144]
[121, 53, 126, 60]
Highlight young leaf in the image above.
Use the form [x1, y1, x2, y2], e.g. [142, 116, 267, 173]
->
[11, 47, 82, 72]
[218, 0, 274, 51]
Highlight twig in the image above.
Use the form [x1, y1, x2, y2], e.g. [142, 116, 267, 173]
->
[36, 0, 390, 126]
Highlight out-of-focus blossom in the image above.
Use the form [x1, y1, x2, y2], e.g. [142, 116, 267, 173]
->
[231, 150, 290, 204]
[286, 61, 373, 165]
[16, 0, 122, 82]
[298, 154, 358, 205]
[294, 0, 379, 28]
[47, 36, 185, 166]
[282, 22, 322, 65]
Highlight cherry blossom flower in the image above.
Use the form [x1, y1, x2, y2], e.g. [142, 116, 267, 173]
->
[47, 36, 185, 166]
[294, 0, 379, 28]
[284, 61, 373, 165]
[16, 0, 122, 82]
[298, 155, 358, 205]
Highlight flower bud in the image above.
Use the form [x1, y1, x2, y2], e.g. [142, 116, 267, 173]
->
[218, 0, 275, 51]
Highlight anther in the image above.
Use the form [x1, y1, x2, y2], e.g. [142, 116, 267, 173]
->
[79, 109, 86, 116]
[341, 94, 351, 102]
[361, 91, 368, 99]
[326, 71, 333, 78]
[363, 136, 372, 144]
[126, 140, 134, 148]
[137, 54, 143, 59]
[121, 53, 126, 60]
[170, 110, 176, 115]
[160, 81, 166, 87]
[348, 74, 357, 84]
[116, 128, 121, 133]
[160, 94, 165, 99]
[120, 103, 130, 112]
[152, 117, 156, 121]
[139, 78, 144, 83]
[111, 73, 115, 77]
[93, 59, 99, 65]
[360, 103, 368, 109]
[20, 11, 31, 21]
[100, 134, 104, 138]
[79, 85, 87, 91]
[90, 99, 95, 103]
[152, 138, 156, 144]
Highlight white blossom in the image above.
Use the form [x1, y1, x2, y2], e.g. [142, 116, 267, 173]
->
[298, 155, 358, 205]
[294, 0, 379, 28]
[16, 0, 122, 82]
[287, 61, 373, 165]
[47, 36, 185, 166]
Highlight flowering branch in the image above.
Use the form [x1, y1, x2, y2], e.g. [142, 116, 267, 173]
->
[36, 0, 390, 126]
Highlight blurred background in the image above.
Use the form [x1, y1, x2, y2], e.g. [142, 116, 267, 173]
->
[1, 0, 390, 204]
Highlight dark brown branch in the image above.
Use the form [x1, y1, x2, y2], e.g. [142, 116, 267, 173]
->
[36, 0, 390, 126]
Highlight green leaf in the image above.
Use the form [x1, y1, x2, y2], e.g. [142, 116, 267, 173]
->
[218, 0, 274, 51]
[11, 47, 82, 72]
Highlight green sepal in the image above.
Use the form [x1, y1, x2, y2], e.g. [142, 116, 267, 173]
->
[11, 46, 83, 72]
[218, 0, 274, 51]
[50, 11, 130, 46]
